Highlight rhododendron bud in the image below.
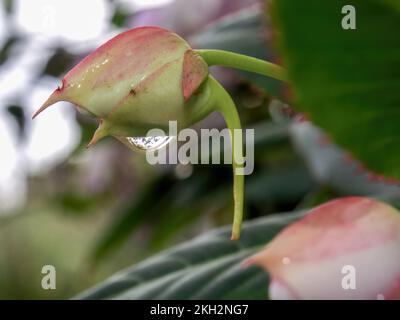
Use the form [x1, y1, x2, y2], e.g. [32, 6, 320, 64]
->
[245, 197, 400, 299]
[33, 26, 210, 145]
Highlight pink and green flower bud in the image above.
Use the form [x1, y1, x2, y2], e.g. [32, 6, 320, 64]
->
[33, 26, 210, 145]
[33, 26, 251, 240]
[245, 197, 400, 299]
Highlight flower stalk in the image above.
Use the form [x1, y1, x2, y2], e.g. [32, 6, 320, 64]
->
[197, 50, 288, 239]
[196, 49, 288, 82]
[207, 76, 244, 240]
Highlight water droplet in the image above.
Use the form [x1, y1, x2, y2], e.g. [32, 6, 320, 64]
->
[57, 79, 64, 91]
[174, 164, 193, 179]
[119, 136, 174, 152]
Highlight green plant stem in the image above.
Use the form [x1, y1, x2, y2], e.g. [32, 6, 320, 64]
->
[208, 76, 244, 240]
[196, 49, 288, 82]
[200, 49, 288, 240]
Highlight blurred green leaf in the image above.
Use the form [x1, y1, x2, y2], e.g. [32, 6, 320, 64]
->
[272, 0, 400, 178]
[6, 105, 25, 140]
[295, 186, 338, 210]
[42, 48, 75, 77]
[246, 161, 313, 213]
[111, 6, 130, 28]
[2, 0, 12, 14]
[382, 0, 400, 12]
[0, 36, 18, 66]
[56, 192, 97, 214]
[72, 115, 98, 153]
[252, 120, 289, 149]
[92, 168, 227, 262]
[77, 210, 304, 300]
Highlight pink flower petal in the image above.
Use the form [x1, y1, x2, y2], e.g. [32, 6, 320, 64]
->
[246, 197, 400, 299]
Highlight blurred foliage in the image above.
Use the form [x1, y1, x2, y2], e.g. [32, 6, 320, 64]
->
[272, 0, 400, 179]
[78, 211, 304, 300]
[111, 5, 130, 28]
[191, 6, 287, 99]
[42, 48, 76, 77]
[0, 206, 130, 299]
[0, 0, 399, 300]
[2, 0, 13, 14]
[0, 36, 19, 66]
[6, 105, 25, 140]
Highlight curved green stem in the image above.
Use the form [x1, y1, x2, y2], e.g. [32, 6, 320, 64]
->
[198, 50, 288, 239]
[196, 49, 288, 82]
[208, 76, 244, 240]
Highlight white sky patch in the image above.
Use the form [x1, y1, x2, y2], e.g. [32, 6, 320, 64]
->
[0, 113, 27, 213]
[24, 79, 81, 175]
[0, 63, 31, 102]
[84, 0, 175, 50]
[122, 0, 173, 10]
[0, 38, 53, 103]
[14, 0, 109, 42]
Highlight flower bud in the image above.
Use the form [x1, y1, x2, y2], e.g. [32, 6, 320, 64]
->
[245, 197, 400, 299]
[33, 26, 210, 146]
[33, 26, 246, 240]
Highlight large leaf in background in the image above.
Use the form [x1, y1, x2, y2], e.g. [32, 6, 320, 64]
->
[271, 0, 400, 178]
[77, 210, 303, 299]
[191, 6, 287, 99]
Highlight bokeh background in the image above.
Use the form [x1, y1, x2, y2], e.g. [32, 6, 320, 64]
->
[1, 0, 399, 299]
